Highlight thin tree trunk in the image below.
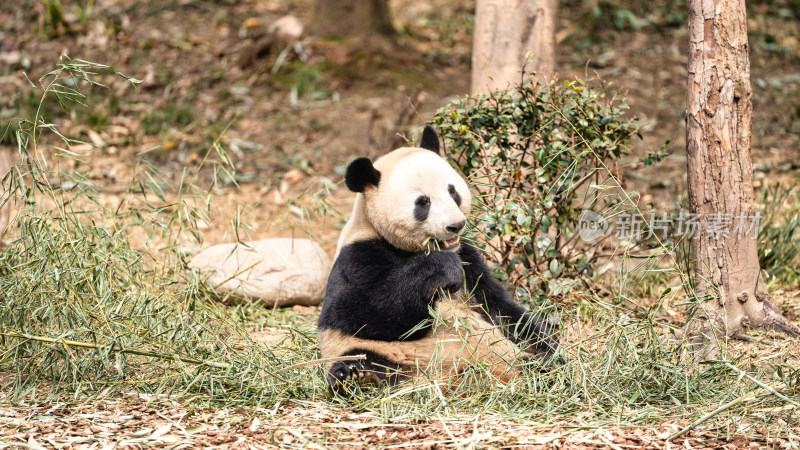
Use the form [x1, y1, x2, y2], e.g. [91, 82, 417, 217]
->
[471, 0, 557, 95]
[307, 0, 396, 41]
[686, 0, 797, 347]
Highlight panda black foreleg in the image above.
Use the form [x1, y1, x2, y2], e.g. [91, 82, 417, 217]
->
[326, 349, 406, 394]
[320, 240, 464, 343]
[510, 311, 560, 358]
[383, 249, 465, 301]
[366, 249, 466, 334]
[459, 244, 560, 358]
[475, 288, 559, 358]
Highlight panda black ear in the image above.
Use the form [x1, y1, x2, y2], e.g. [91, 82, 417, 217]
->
[419, 125, 440, 155]
[345, 157, 381, 193]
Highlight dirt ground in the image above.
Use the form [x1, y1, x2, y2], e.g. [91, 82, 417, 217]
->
[1, 0, 800, 447]
[0, 404, 781, 449]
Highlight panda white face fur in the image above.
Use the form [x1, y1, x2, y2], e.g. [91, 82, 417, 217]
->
[366, 149, 471, 253]
[341, 128, 471, 254]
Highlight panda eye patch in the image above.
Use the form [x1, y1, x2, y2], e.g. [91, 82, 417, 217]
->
[414, 195, 430, 221]
[448, 184, 462, 206]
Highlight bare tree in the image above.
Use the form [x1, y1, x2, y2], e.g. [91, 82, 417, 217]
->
[307, 0, 396, 41]
[471, 0, 557, 95]
[686, 0, 797, 347]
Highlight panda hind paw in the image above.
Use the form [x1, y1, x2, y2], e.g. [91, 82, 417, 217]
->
[327, 360, 382, 393]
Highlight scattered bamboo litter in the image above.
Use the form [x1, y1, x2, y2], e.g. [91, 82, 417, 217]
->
[1, 329, 364, 376]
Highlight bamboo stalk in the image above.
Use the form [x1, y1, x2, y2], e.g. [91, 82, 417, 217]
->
[1, 330, 232, 369]
[722, 362, 800, 409]
[670, 363, 800, 441]
[668, 392, 756, 441]
[1, 330, 366, 376]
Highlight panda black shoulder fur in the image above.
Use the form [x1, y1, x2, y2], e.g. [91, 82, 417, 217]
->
[318, 125, 558, 392]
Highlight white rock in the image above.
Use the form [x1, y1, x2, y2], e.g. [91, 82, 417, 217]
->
[189, 238, 331, 307]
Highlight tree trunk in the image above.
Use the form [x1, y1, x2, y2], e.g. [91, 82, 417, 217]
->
[471, 0, 557, 95]
[307, 0, 396, 41]
[686, 0, 797, 346]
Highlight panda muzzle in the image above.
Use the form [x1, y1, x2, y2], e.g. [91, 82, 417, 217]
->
[441, 236, 460, 249]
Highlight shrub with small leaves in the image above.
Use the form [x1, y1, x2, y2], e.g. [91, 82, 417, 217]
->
[433, 75, 639, 304]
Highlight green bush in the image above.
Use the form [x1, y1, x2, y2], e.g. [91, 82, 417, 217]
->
[433, 76, 639, 304]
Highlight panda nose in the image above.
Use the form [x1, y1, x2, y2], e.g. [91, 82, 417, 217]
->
[446, 220, 466, 233]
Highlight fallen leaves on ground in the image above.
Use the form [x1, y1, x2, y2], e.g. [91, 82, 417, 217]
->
[0, 393, 790, 449]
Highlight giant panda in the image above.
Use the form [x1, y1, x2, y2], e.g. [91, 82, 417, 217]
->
[318, 125, 559, 393]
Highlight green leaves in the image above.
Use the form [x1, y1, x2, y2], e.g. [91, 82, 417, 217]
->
[434, 76, 638, 303]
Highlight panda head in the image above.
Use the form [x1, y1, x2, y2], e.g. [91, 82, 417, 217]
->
[344, 125, 471, 253]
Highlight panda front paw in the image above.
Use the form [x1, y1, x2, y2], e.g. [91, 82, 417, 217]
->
[432, 251, 464, 293]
